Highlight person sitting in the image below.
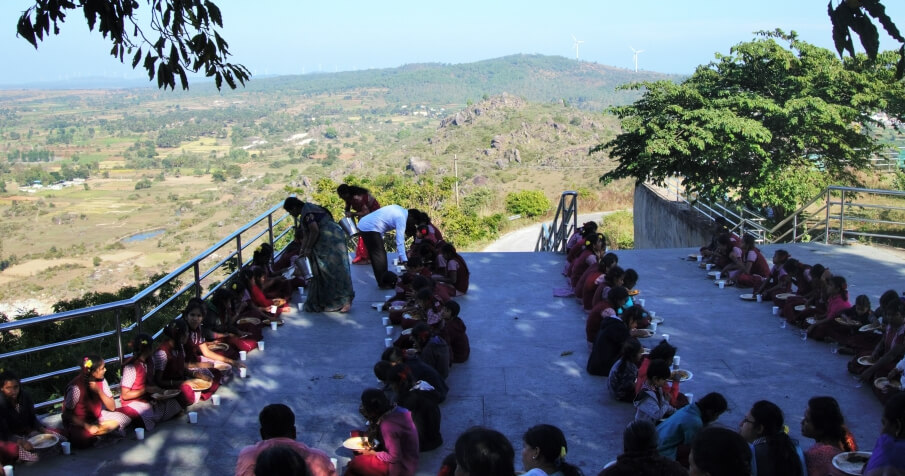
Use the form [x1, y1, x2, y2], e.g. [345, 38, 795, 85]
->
[152, 319, 201, 408]
[729, 235, 771, 288]
[755, 249, 791, 300]
[635, 340, 684, 408]
[835, 294, 881, 355]
[386, 367, 443, 452]
[634, 359, 676, 424]
[119, 333, 183, 432]
[0, 371, 58, 465]
[863, 392, 905, 475]
[590, 254, 621, 309]
[440, 301, 470, 364]
[453, 426, 516, 476]
[738, 400, 806, 476]
[345, 388, 419, 476]
[608, 338, 643, 402]
[205, 288, 258, 355]
[656, 392, 728, 465]
[564, 228, 598, 276]
[570, 234, 606, 292]
[254, 445, 311, 476]
[597, 420, 687, 476]
[412, 323, 450, 379]
[381, 347, 448, 403]
[61, 354, 132, 448]
[700, 216, 737, 262]
[566, 221, 597, 252]
[688, 426, 752, 476]
[800, 396, 857, 476]
[710, 233, 740, 270]
[586, 266, 624, 312]
[586, 286, 631, 350]
[587, 302, 647, 376]
[520, 424, 584, 476]
[806, 275, 853, 340]
[857, 299, 905, 394]
[235, 403, 336, 476]
[434, 243, 470, 296]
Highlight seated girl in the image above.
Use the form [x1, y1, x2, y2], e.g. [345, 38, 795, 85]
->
[711, 233, 740, 270]
[586, 286, 630, 349]
[633, 359, 676, 424]
[727, 235, 771, 288]
[566, 221, 597, 253]
[204, 288, 259, 354]
[152, 319, 202, 408]
[183, 299, 242, 401]
[635, 339, 685, 408]
[440, 300, 469, 364]
[589, 253, 620, 309]
[800, 396, 857, 476]
[587, 265, 625, 312]
[608, 338, 643, 402]
[853, 300, 905, 400]
[251, 243, 301, 297]
[563, 228, 597, 276]
[62, 355, 132, 448]
[755, 249, 791, 299]
[412, 323, 450, 379]
[587, 302, 648, 376]
[119, 333, 183, 431]
[1, 371, 61, 464]
[386, 365, 443, 452]
[233, 268, 274, 323]
[806, 275, 852, 340]
[835, 294, 882, 354]
[738, 400, 807, 476]
[434, 243, 470, 296]
[250, 267, 289, 321]
[782, 263, 828, 322]
[345, 388, 420, 476]
[570, 233, 606, 291]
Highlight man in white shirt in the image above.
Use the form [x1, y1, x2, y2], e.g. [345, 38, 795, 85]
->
[357, 205, 414, 287]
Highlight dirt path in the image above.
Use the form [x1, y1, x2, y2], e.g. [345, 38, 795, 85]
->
[482, 211, 625, 252]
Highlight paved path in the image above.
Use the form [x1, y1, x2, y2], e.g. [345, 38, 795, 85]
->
[21, 242, 904, 476]
[482, 211, 621, 252]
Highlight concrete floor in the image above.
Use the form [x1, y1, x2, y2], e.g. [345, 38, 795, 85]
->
[17, 242, 905, 475]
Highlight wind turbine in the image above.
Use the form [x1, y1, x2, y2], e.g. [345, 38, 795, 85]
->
[572, 35, 585, 60]
[630, 46, 644, 72]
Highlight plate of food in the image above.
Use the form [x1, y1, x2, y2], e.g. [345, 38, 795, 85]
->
[27, 433, 60, 449]
[151, 389, 182, 400]
[859, 323, 882, 333]
[389, 305, 404, 312]
[874, 377, 903, 392]
[805, 317, 817, 325]
[186, 378, 213, 391]
[635, 329, 655, 338]
[207, 342, 229, 352]
[670, 369, 693, 382]
[857, 356, 875, 366]
[739, 293, 756, 301]
[628, 289, 640, 296]
[213, 361, 232, 371]
[707, 271, 722, 279]
[832, 451, 872, 475]
[343, 436, 371, 451]
[835, 317, 860, 327]
[794, 304, 807, 312]
[236, 317, 261, 326]
[774, 293, 795, 300]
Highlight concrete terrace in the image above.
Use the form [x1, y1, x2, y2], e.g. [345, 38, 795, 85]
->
[19, 242, 905, 476]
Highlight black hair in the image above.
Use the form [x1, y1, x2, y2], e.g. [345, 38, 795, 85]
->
[282, 196, 304, 214]
[581, 221, 598, 234]
[125, 332, 155, 366]
[605, 266, 625, 286]
[647, 359, 671, 380]
[454, 427, 516, 476]
[616, 338, 642, 373]
[607, 286, 630, 307]
[522, 424, 584, 476]
[806, 396, 853, 451]
[883, 392, 905, 438]
[783, 258, 800, 275]
[442, 300, 460, 318]
[691, 427, 752, 476]
[829, 275, 848, 302]
[809, 264, 826, 281]
[381, 346, 402, 363]
[373, 360, 394, 382]
[601, 252, 619, 269]
[360, 388, 392, 417]
[254, 444, 310, 476]
[697, 392, 728, 417]
[854, 294, 871, 309]
[337, 183, 369, 197]
[775, 249, 789, 259]
[622, 420, 658, 455]
[717, 233, 732, 246]
[749, 400, 802, 476]
[0, 370, 19, 387]
[648, 339, 677, 363]
[623, 268, 639, 289]
[163, 318, 189, 343]
[743, 234, 756, 248]
[259, 403, 296, 439]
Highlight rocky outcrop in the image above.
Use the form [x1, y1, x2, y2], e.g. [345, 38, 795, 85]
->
[407, 157, 430, 175]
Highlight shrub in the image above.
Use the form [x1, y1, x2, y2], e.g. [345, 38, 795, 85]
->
[599, 211, 634, 249]
[505, 190, 551, 217]
[134, 178, 152, 190]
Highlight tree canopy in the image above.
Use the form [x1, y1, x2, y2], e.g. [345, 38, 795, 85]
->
[15, 0, 249, 90]
[596, 30, 905, 215]
[828, 0, 904, 78]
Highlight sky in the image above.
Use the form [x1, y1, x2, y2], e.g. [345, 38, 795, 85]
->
[1, 0, 904, 88]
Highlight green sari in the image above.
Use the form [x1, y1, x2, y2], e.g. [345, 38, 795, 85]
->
[299, 203, 355, 312]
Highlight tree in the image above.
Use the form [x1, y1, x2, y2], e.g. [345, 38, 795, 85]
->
[827, 0, 904, 78]
[505, 190, 551, 218]
[16, 0, 249, 90]
[596, 31, 904, 217]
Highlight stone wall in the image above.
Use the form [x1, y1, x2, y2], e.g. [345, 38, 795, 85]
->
[633, 183, 712, 249]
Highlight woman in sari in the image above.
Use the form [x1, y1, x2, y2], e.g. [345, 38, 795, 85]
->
[338, 183, 382, 265]
[293, 199, 355, 313]
[119, 333, 183, 431]
[62, 355, 132, 448]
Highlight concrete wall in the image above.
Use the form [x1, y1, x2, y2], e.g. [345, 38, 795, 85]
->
[633, 183, 712, 249]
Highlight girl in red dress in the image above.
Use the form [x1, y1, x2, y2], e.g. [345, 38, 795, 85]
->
[119, 333, 183, 431]
[62, 355, 132, 448]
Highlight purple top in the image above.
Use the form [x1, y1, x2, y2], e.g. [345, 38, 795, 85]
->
[375, 406, 420, 476]
[864, 433, 905, 476]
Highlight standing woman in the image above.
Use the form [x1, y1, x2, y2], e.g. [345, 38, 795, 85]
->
[290, 197, 354, 313]
[521, 424, 584, 476]
[61, 355, 132, 448]
[337, 184, 382, 265]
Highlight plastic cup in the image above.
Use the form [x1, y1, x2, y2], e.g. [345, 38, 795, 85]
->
[697, 255, 702, 262]
[706, 263, 713, 271]
[239, 351, 247, 361]
[685, 393, 694, 405]
[649, 311, 657, 318]
[3, 465, 14, 476]
[772, 306, 780, 315]
[188, 412, 198, 424]
[385, 326, 393, 336]
[269, 305, 277, 314]
[662, 334, 670, 342]
[297, 302, 303, 311]
[382, 317, 390, 326]
[384, 337, 393, 348]
[61, 441, 71, 455]
[135, 427, 145, 440]
[638, 298, 646, 307]
[258, 341, 265, 351]
[271, 321, 279, 331]
[756, 294, 763, 302]
[331, 458, 339, 471]
[649, 322, 657, 333]
[239, 367, 248, 378]
[718, 281, 725, 289]
[673, 356, 681, 368]
[212, 394, 221, 406]
[298, 287, 305, 295]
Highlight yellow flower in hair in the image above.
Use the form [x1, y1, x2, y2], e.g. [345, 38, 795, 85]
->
[83, 357, 93, 369]
[231, 283, 237, 290]
[140, 339, 149, 346]
[560, 446, 567, 459]
[783, 425, 790, 434]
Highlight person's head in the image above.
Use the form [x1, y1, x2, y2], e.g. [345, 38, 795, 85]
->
[783, 258, 801, 276]
[416, 288, 434, 308]
[801, 396, 852, 450]
[716, 233, 732, 249]
[412, 322, 433, 348]
[386, 365, 415, 395]
[212, 287, 236, 314]
[648, 339, 677, 363]
[283, 196, 304, 217]
[742, 234, 756, 250]
[381, 346, 403, 364]
[253, 444, 310, 476]
[697, 392, 728, 425]
[521, 424, 580, 476]
[336, 183, 351, 200]
[620, 337, 643, 365]
[581, 221, 598, 235]
[646, 359, 671, 386]
[887, 299, 905, 327]
[454, 427, 516, 476]
[620, 304, 647, 330]
[442, 300, 461, 320]
[130, 332, 155, 361]
[772, 249, 790, 265]
[622, 420, 658, 455]
[163, 318, 190, 345]
[739, 400, 784, 442]
[601, 252, 618, 271]
[407, 255, 424, 272]
[623, 269, 639, 290]
[828, 276, 848, 301]
[809, 264, 826, 282]
[689, 427, 752, 476]
[441, 243, 457, 260]
[0, 371, 20, 401]
[259, 403, 297, 440]
[854, 295, 871, 315]
[882, 392, 905, 438]
[879, 289, 900, 312]
[713, 216, 728, 232]
[605, 266, 626, 288]
[583, 233, 603, 251]
[607, 286, 630, 310]
[80, 354, 106, 381]
[252, 266, 267, 285]
[359, 388, 393, 421]
[182, 298, 206, 330]
[373, 360, 394, 382]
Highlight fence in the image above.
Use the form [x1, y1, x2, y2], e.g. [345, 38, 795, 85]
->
[535, 191, 578, 253]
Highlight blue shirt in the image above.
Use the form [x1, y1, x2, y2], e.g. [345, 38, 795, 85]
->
[656, 402, 703, 459]
[357, 205, 409, 262]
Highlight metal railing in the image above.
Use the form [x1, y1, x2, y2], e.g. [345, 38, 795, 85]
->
[660, 178, 769, 243]
[535, 191, 578, 253]
[0, 202, 295, 410]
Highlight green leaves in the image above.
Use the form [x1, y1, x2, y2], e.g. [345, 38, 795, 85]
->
[828, 0, 904, 78]
[16, 0, 250, 90]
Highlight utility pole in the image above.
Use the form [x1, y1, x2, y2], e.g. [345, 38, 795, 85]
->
[454, 155, 459, 207]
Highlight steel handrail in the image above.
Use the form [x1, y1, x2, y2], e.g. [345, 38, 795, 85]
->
[535, 191, 578, 253]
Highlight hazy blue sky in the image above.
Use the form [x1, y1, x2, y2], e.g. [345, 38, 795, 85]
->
[2, 1, 904, 87]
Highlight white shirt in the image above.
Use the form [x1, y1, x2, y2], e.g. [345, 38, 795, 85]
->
[357, 204, 409, 262]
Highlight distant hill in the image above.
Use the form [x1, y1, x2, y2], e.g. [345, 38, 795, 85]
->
[245, 54, 680, 110]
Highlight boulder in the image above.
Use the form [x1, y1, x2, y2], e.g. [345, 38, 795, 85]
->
[407, 157, 430, 175]
[490, 135, 504, 149]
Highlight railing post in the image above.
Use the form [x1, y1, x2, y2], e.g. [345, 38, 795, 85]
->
[236, 234, 243, 268]
[793, 214, 798, 242]
[193, 262, 202, 299]
[133, 303, 142, 335]
[824, 188, 831, 245]
[267, 214, 275, 259]
[114, 308, 124, 366]
[839, 189, 845, 245]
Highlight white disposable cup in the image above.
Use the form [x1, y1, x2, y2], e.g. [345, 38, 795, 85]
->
[393, 258, 399, 266]
[297, 302, 303, 311]
[685, 393, 694, 405]
[706, 263, 713, 271]
[719, 281, 725, 289]
[697, 255, 702, 262]
[638, 298, 646, 307]
[61, 441, 71, 455]
[385, 295, 393, 300]
[673, 356, 681, 368]
[212, 394, 221, 406]
[258, 341, 265, 351]
[649, 311, 657, 318]
[662, 334, 670, 342]
[135, 427, 145, 440]
[269, 305, 277, 314]
[240, 367, 248, 378]
[331, 458, 339, 471]
[188, 412, 198, 424]
[385, 326, 393, 336]
[385, 337, 393, 348]
[772, 306, 780, 315]
[239, 351, 247, 361]
[3, 465, 13, 476]
[381, 317, 390, 326]
[650, 322, 658, 332]
[756, 294, 763, 302]
[271, 321, 279, 331]
[298, 287, 305, 295]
